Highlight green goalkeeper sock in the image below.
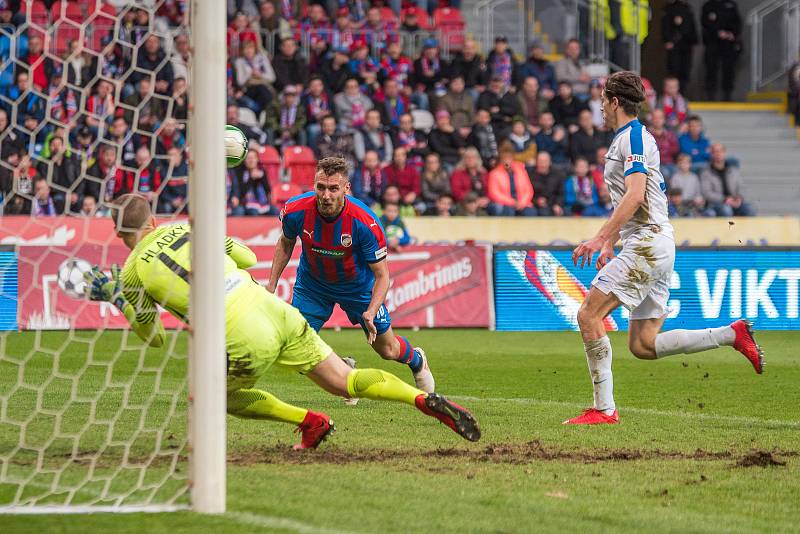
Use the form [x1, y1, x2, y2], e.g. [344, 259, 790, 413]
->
[227, 388, 308, 425]
[346, 369, 424, 406]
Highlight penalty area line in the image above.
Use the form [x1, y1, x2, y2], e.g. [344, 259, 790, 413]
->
[226, 511, 364, 534]
[451, 396, 800, 429]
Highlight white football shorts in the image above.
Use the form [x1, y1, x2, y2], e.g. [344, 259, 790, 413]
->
[591, 226, 676, 320]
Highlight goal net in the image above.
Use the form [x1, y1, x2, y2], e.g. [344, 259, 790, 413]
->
[0, 0, 226, 513]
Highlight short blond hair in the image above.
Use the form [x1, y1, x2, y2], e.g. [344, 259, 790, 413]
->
[111, 194, 152, 234]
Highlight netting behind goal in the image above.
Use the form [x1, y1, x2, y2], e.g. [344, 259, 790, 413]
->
[0, 0, 198, 512]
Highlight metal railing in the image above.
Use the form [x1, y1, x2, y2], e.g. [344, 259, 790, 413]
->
[749, 0, 800, 91]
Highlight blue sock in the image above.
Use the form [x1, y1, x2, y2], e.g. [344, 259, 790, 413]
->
[396, 336, 423, 373]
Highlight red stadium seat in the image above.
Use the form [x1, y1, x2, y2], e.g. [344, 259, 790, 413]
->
[379, 7, 399, 25]
[50, 21, 82, 56]
[257, 145, 282, 187]
[272, 182, 303, 210]
[51, 0, 84, 22]
[283, 146, 317, 191]
[432, 7, 464, 26]
[20, 0, 50, 25]
[401, 6, 432, 30]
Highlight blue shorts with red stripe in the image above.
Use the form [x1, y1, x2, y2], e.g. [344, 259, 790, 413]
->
[292, 283, 392, 335]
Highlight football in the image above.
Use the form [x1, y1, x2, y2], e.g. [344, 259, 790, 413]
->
[57, 258, 93, 300]
[224, 124, 249, 168]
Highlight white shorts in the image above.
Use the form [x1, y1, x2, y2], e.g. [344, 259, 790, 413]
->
[591, 227, 676, 320]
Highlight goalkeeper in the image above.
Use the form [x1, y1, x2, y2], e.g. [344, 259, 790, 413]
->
[86, 194, 479, 449]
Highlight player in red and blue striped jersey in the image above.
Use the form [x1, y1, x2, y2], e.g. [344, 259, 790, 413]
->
[267, 156, 435, 393]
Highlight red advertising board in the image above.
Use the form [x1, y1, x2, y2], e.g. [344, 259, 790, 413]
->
[7, 217, 491, 329]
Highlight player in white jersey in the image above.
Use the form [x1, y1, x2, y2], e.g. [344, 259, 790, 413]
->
[565, 71, 764, 425]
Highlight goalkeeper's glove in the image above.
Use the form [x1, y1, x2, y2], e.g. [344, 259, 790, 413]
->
[84, 264, 128, 310]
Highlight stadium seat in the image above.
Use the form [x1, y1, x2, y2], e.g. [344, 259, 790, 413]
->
[20, 0, 49, 25]
[257, 144, 282, 187]
[411, 109, 434, 133]
[51, 0, 84, 23]
[433, 8, 465, 52]
[50, 21, 82, 56]
[432, 7, 464, 26]
[87, 3, 117, 51]
[271, 181, 303, 210]
[379, 7, 399, 25]
[283, 146, 317, 191]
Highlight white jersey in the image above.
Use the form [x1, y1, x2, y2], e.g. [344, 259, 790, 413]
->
[604, 118, 673, 242]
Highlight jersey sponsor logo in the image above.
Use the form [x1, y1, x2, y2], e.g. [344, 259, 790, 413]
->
[311, 246, 345, 257]
[626, 154, 646, 164]
[341, 233, 352, 247]
[375, 246, 388, 260]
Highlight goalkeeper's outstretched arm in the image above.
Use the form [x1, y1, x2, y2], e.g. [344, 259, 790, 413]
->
[225, 236, 257, 269]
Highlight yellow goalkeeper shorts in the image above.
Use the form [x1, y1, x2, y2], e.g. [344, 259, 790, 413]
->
[225, 285, 332, 392]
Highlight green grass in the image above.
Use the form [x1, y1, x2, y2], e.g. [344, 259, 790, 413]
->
[1, 329, 798, 533]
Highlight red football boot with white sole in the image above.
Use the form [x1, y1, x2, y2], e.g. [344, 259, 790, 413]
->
[562, 408, 619, 425]
[293, 411, 334, 450]
[731, 320, 764, 374]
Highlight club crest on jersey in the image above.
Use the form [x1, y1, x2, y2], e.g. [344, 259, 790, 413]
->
[341, 233, 352, 247]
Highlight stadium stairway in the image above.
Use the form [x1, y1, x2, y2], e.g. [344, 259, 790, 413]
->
[693, 102, 800, 216]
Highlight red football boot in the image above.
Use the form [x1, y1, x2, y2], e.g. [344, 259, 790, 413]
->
[731, 320, 764, 374]
[562, 408, 619, 425]
[293, 411, 334, 450]
[415, 393, 481, 441]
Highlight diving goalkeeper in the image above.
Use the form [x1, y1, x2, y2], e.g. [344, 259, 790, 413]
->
[85, 193, 480, 449]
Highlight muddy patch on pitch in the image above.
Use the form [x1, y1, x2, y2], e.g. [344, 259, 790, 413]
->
[736, 450, 787, 468]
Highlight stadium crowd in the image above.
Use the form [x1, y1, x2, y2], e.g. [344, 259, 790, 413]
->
[0, 0, 754, 225]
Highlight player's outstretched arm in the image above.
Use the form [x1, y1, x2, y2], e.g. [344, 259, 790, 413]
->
[267, 235, 295, 293]
[225, 236, 257, 269]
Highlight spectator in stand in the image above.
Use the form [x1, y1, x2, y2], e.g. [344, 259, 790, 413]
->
[380, 202, 412, 249]
[534, 111, 569, 166]
[587, 79, 604, 129]
[272, 38, 308, 93]
[134, 35, 175, 95]
[508, 119, 537, 167]
[156, 118, 186, 156]
[264, 85, 306, 148]
[384, 146, 421, 207]
[467, 108, 500, 170]
[226, 164, 243, 215]
[354, 109, 393, 165]
[669, 152, 711, 216]
[78, 195, 100, 217]
[430, 193, 454, 216]
[649, 108, 680, 178]
[227, 103, 267, 146]
[362, 6, 396, 50]
[105, 116, 137, 167]
[65, 39, 98, 89]
[373, 77, 409, 129]
[391, 112, 429, 170]
[478, 75, 521, 139]
[450, 146, 489, 208]
[3, 153, 40, 215]
[334, 77, 374, 131]
[171, 76, 189, 122]
[447, 39, 489, 102]
[3, 71, 44, 123]
[517, 42, 557, 99]
[123, 78, 166, 132]
[314, 115, 356, 167]
[329, 8, 356, 53]
[234, 40, 276, 114]
[420, 152, 451, 213]
[0, 109, 24, 156]
[171, 32, 191, 86]
[701, 0, 741, 101]
[122, 145, 161, 203]
[300, 4, 332, 53]
[20, 35, 50, 91]
[662, 0, 698, 92]
[380, 40, 413, 92]
[428, 110, 465, 173]
[31, 177, 63, 216]
[227, 11, 259, 58]
[563, 157, 609, 216]
[437, 75, 475, 137]
[380, 184, 417, 219]
[678, 115, 711, 167]
[517, 76, 548, 132]
[159, 146, 188, 214]
[456, 191, 488, 216]
[38, 135, 79, 213]
[233, 149, 277, 216]
[320, 45, 352, 95]
[98, 37, 130, 86]
[46, 68, 79, 127]
[486, 36, 518, 90]
[82, 145, 122, 209]
[302, 75, 335, 147]
[658, 76, 689, 132]
[701, 143, 753, 216]
[72, 126, 97, 169]
[352, 150, 387, 206]
[347, 41, 380, 87]
[569, 109, 610, 164]
[85, 79, 116, 135]
[486, 141, 535, 216]
[256, 1, 292, 53]
[412, 39, 445, 110]
[554, 38, 591, 96]
[549, 81, 589, 132]
[531, 151, 565, 216]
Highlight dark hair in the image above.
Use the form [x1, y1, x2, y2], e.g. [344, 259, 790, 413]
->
[316, 156, 349, 178]
[687, 114, 702, 123]
[309, 75, 324, 84]
[498, 140, 515, 156]
[603, 71, 646, 116]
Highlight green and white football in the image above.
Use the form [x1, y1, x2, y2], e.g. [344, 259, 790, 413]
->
[224, 124, 249, 168]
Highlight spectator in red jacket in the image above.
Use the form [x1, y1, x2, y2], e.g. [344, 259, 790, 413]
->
[658, 76, 689, 132]
[486, 141, 536, 216]
[384, 146, 421, 206]
[227, 11, 259, 58]
[123, 145, 162, 203]
[649, 108, 680, 178]
[450, 147, 489, 209]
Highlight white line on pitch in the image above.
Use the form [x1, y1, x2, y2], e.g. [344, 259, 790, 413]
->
[226, 511, 363, 534]
[451, 396, 800, 429]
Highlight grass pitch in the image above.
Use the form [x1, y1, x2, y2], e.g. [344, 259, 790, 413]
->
[1, 329, 799, 533]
